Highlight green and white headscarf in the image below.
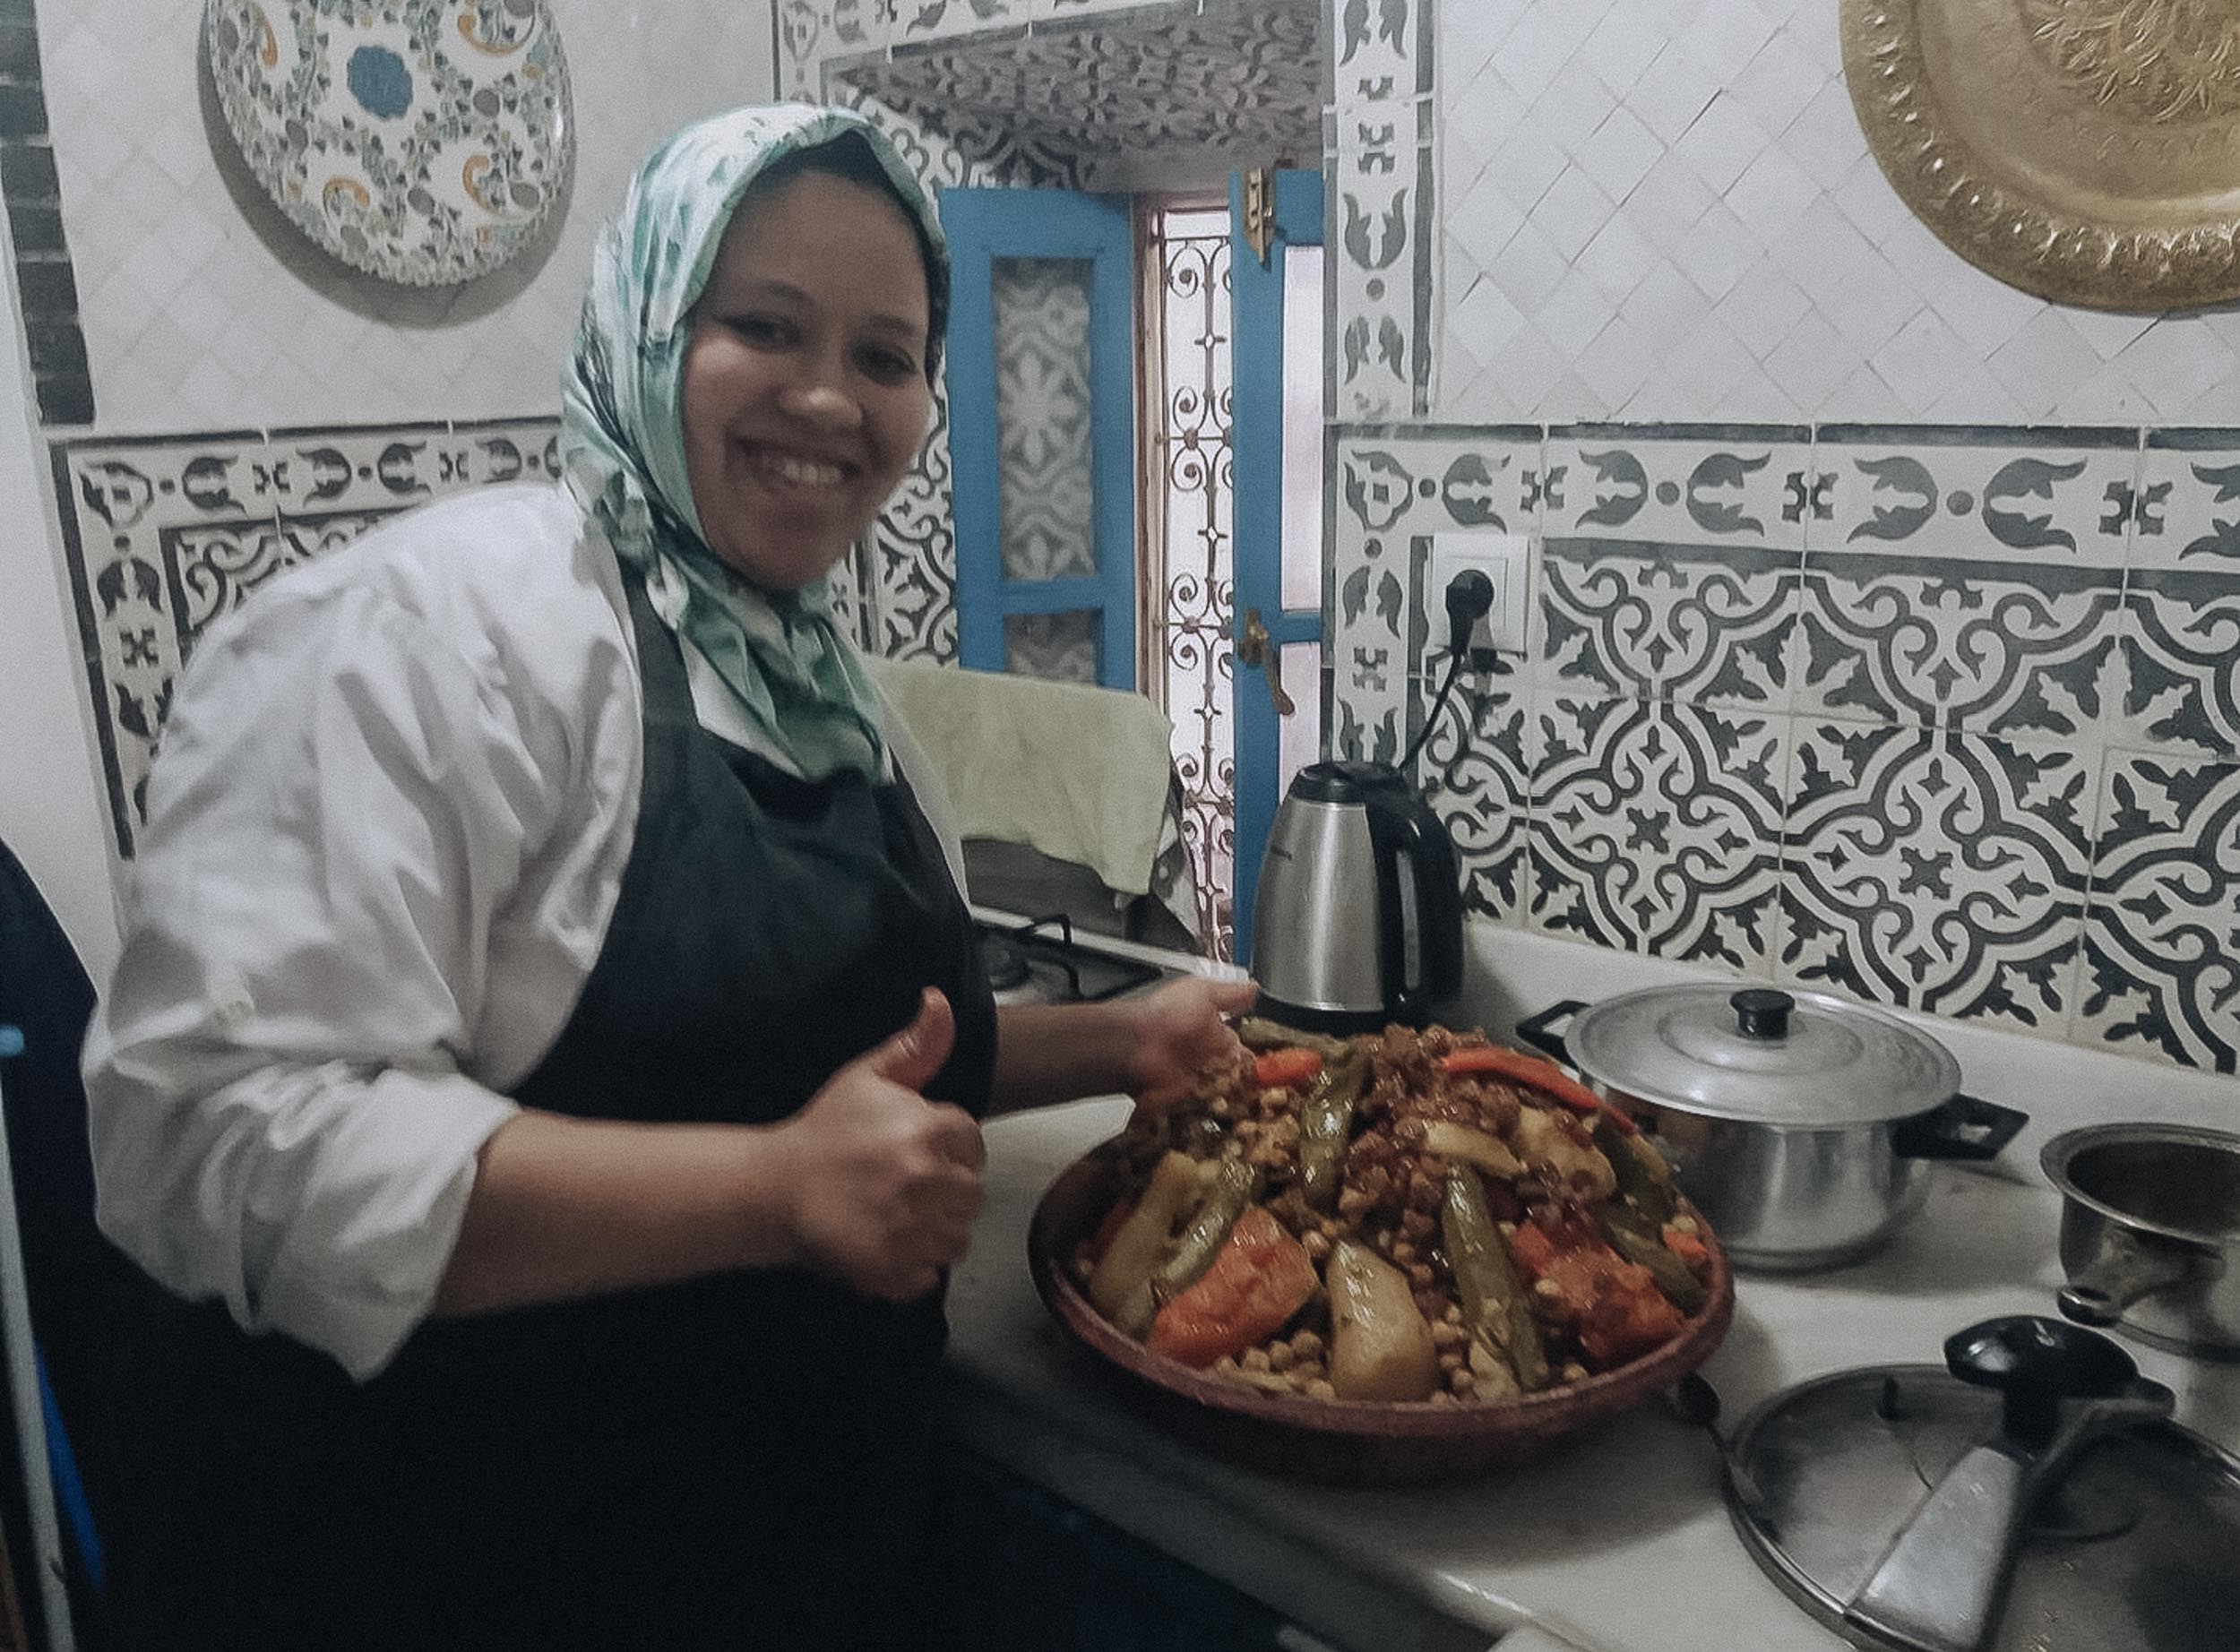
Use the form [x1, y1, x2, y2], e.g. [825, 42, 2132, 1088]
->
[559, 104, 949, 781]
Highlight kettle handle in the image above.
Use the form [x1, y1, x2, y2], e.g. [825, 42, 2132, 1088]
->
[1364, 789, 1463, 1024]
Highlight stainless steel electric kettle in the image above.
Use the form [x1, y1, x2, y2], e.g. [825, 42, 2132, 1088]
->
[1248, 760, 1463, 1032]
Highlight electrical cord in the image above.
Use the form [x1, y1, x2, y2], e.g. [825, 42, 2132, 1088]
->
[1399, 569, 1495, 777]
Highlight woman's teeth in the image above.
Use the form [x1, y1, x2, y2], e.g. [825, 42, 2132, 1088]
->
[756, 451, 845, 489]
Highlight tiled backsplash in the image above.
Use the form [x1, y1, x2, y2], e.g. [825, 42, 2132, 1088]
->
[1330, 422, 2240, 1074]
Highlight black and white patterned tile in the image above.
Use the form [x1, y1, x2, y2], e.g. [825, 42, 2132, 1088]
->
[1413, 671, 1531, 927]
[1779, 718, 2094, 1035]
[2075, 749, 2240, 1072]
[1331, 0, 1429, 420]
[1529, 695, 1788, 972]
[1331, 426, 1543, 759]
[2111, 430, 2240, 758]
[1811, 427, 2137, 567]
[55, 418, 570, 863]
[1798, 429, 2137, 740]
[56, 431, 282, 858]
[1542, 426, 1814, 550]
[1536, 537, 1798, 710]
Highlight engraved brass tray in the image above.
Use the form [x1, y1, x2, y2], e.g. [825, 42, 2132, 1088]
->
[1843, 0, 2240, 310]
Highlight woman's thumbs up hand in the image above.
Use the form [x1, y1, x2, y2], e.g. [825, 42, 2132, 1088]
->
[773, 989, 986, 1302]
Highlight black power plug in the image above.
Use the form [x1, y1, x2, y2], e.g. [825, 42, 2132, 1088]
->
[1443, 568, 1496, 660]
[1400, 569, 1501, 779]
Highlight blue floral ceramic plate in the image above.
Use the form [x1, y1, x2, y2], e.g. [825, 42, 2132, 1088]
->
[203, 0, 573, 287]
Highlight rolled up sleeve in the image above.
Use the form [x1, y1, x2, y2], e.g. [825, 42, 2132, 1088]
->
[84, 578, 566, 1380]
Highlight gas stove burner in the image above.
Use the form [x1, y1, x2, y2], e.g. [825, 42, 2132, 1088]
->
[980, 934, 1031, 993]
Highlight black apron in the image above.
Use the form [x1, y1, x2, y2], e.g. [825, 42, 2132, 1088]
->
[109, 561, 995, 1651]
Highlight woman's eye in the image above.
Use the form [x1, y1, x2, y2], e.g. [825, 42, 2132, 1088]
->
[858, 347, 918, 383]
[728, 314, 796, 347]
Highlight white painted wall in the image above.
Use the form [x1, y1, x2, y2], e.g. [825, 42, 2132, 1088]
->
[1437, 0, 2240, 424]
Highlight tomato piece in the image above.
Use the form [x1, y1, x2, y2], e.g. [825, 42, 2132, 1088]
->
[1440, 1045, 1637, 1134]
[1253, 1047, 1324, 1089]
[1148, 1206, 1319, 1368]
[1506, 1216, 1681, 1367]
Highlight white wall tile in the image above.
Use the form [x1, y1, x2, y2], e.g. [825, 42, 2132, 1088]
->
[53, 0, 780, 431]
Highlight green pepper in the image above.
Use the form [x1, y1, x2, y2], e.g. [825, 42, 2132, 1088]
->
[1599, 1212, 1709, 1315]
[1236, 1018, 1353, 1062]
[1442, 1166, 1549, 1391]
[1151, 1157, 1262, 1296]
[1595, 1113, 1678, 1228]
[1298, 1047, 1369, 1213]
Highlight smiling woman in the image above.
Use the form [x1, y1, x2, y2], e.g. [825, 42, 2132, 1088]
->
[78, 101, 1252, 1652]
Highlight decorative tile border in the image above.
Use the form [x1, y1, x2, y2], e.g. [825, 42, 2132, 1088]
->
[53, 418, 562, 862]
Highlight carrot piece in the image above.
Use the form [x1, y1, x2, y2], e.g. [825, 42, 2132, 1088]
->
[1441, 1045, 1637, 1134]
[1662, 1224, 1710, 1272]
[1148, 1206, 1319, 1368]
[1253, 1047, 1324, 1089]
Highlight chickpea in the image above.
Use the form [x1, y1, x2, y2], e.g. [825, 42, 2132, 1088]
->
[1288, 1330, 1324, 1361]
[1443, 1304, 1463, 1325]
[1267, 1340, 1295, 1372]
[1407, 1262, 1434, 1290]
[1560, 1362, 1590, 1384]
[1437, 1349, 1464, 1374]
[1391, 1239, 1417, 1267]
[1430, 1319, 1462, 1350]
[1400, 1209, 1435, 1242]
[1429, 1390, 1458, 1407]
[1304, 1379, 1337, 1401]
[1449, 1369, 1476, 1398]
[1242, 1347, 1271, 1373]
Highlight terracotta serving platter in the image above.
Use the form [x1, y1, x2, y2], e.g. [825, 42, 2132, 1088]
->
[1028, 1138, 1736, 1485]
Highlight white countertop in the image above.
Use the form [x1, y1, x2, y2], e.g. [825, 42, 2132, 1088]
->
[941, 925, 2240, 1652]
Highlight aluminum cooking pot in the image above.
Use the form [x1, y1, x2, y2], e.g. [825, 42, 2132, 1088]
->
[1519, 986, 2027, 1272]
[2041, 1123, 2240, 1355]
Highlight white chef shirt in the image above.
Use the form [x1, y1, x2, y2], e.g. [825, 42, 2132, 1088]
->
[82, 480, 964, 1381]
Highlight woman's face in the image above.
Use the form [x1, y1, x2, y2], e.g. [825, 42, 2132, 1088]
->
[679, 169, 935, 592]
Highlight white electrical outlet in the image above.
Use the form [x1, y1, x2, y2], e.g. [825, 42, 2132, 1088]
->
[1428, 532, 1533, 656]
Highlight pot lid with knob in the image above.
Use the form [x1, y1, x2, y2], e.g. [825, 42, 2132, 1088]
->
[1719, 1315, 2240, 1652]
[1562, 983, 1963, 1128]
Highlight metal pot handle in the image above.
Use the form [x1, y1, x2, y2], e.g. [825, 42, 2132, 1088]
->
[1514, 1000, 1588, 1065]
[1890, 1092, 2028, 1162]
[2058, 1226, 2209, 1328]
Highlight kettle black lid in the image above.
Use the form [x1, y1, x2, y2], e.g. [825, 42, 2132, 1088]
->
[1287, 759, 1408, 804]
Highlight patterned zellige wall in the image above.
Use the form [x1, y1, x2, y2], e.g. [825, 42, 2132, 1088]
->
[1327, 0, 2240, 1075]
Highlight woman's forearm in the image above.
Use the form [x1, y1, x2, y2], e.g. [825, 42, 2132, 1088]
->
[987, 1002, 1139, 1115]
[431, 1110, 797, 1317]
[988, 976, 1258, 1116]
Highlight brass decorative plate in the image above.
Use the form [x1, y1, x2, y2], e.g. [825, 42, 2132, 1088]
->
[1842, 0, 2240, 310]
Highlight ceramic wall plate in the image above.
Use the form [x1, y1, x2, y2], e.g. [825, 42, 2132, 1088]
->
[1843, 0, 2240, 310]
[204, 0, 573, 287]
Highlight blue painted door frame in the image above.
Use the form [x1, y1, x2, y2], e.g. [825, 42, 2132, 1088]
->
[941, 188, 1138, 689]
[1228, 169, 1324, 961]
